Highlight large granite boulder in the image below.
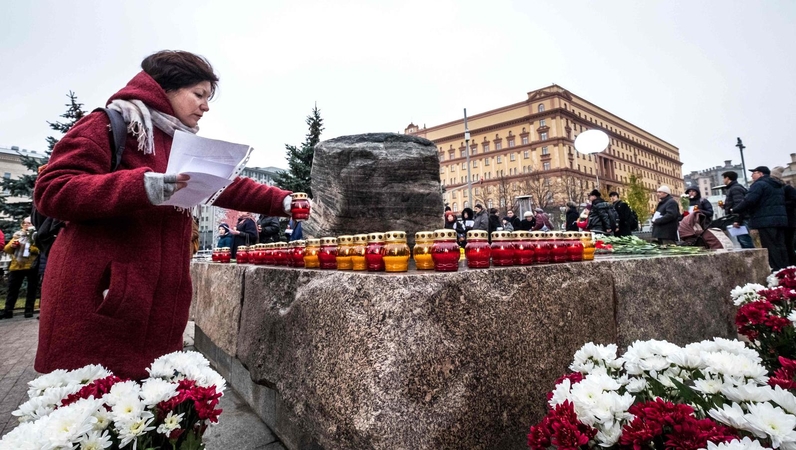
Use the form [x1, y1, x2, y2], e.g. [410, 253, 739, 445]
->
[191, 248, 771, 450]
[303, 133, 444, 244]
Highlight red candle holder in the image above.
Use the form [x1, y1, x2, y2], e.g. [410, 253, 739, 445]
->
[319, 237, 338, 270]
[530, 231, 552, 264]
[263, 244, 275, 265]
[252, 244, 265, 265]
[431, 229, 460, 272]
[237, 245, 250, 264]
[274, 242, 290, 266]
[465, 230, 490, 268]
[211, 247, 220, 262]
[292, 240, 306, 267]
[549, 232, 569, 264]
[219, 247, 231, 263]
[564, 232, 584, 262]
[365, 233, 385, 272]
[511, 231, 534, 265]
[490, 231, 515, 266]
[290, 192, 311, 222]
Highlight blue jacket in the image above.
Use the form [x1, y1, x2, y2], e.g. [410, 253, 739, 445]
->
[733, 175, 787, 229]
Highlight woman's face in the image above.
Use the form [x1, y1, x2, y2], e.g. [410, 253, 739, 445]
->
[218, 227, 226, 235]
[166, 81, 212, 128]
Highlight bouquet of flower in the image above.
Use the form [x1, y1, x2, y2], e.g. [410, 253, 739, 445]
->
[733, 267, 796, 372]
[528, 338, 796, 449]
[0, 351, 225, 450]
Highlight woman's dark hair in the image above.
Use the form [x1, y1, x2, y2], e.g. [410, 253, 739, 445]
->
[142, 50, 219, 98]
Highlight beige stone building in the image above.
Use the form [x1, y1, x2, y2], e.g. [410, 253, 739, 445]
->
[0, 145, 46, 205]
[405, 85, 682, 215]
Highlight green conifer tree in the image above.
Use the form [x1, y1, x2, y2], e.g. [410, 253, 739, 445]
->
[0, 92, 85, 235]
[274, 105, 324, 198]
[625, 173, 651, 226]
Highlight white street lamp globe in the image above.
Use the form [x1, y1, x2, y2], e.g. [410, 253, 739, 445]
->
[574, 129, 609, 154]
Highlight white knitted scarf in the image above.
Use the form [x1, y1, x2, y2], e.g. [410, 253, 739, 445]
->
[106, 99, 198, 154]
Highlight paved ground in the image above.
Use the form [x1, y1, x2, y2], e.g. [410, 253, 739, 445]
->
[0, 314, 284, 449]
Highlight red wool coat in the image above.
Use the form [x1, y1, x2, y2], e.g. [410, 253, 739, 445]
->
[34, 72, 291, 379]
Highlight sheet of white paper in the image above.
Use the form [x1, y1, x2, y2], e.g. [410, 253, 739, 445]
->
[688, 206, 695, 213]
[163, 172, 231, 208]
[652, 211, 662, 221]
[161, 131, 252, 208]
[727, 225, 749, 236]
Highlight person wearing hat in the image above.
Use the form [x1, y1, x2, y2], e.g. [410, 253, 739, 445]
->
[517, 210, 536, 231]
[217, 223, 234, 248]
[651, 185, 680, 244]
[684, 185, 714, 220]
[531, 207, 554, 231]
[732, 166, 789, 270]
[586, 189, 617, 235]
[565, 201, 580, 231]
[721, 171, 754, 249]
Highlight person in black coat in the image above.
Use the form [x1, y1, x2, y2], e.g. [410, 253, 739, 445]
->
[504, 210, 522, 230]
[257, 215, 281, 243]
[231, 212, 259, 258]
[651, 186, 680, 244]
[517, 211, 536, 231]
[732, 166, 789, 270]
[609, 192, 634, 237]
[488, 208, 502, 235]
[684, 186, 714, 220]
[722, 171, 754, 249]
[565, 202, 579, 232]
[586, 190, 616, 235]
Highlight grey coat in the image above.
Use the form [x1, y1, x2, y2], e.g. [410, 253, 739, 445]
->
[472, 209, 489, 231]
[652, 195, 680, 241]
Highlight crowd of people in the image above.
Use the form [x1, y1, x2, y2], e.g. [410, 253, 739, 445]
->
[216, 213, 303, 257]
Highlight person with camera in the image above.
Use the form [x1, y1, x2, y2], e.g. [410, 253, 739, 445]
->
[1, 217, 40, 319]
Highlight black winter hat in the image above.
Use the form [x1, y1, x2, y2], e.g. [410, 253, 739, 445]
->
[749, 166, 771, 175]
[589, 189, 601, 197]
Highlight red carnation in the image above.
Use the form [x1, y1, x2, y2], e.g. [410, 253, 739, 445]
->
[60, 375, 124, 408]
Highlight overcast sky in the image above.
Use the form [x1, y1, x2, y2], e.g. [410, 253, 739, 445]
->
[2, 0, 795, 176]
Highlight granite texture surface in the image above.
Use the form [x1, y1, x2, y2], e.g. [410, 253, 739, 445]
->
[191, 248, 770, 450]
[301, 133, 444, 244]
[190, 262, 247, 356]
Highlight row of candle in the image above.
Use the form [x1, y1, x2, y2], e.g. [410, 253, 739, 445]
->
[210, 230, 596, 272]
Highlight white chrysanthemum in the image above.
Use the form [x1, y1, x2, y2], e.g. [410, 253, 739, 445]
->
[115, 412, 155, 449]
[570, 343, 620, 374]
[702, 436, 771, 450]
[26, 369, 71, 398]
[771, 385, 796, 415]
[624, 376, 648, 394]
[594, 421, 622, 447]
[549, 378, 572, 407]
[92, 407, 112, 431]
[103, 380, 141, 406]
[77, 429, 113, 450]
[111, 396, 147, 423]
[156, 411, 184, 435]
[703, 351, 768, 382]
[721, 383, 772, 403]
[140, 379, 178, 407]
[767, 272, 780, 288]
[13, 385, 82, 422]
[0, 419, 45, 450]
[743, 402, 796, 448]
[40, 398, 102, 450]
[709, 402, 749, 430]
[789, 310, 796, 326]
[692, 376, 726, 395]
[620, 339, 681, 376]
[730, 283, 766, 305]
[66, 365, 111, 386]
[568, 373, 633, 429]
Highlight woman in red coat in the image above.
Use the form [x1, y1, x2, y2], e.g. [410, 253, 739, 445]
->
[34, 50, 296, 379]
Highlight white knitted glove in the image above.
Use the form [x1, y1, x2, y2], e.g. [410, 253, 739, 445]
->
[144, 172, 180, 205]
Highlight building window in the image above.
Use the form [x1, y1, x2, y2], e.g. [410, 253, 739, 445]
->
[524, 150, 530, 159]
[483, 143, 490, 152]
[471, 145, 477, 155]
[540, 132, 548, 140]
[495, 142, 502, 150]
[540, 119, 546, 127]
[543, 162, 551, 170]
[485, 158, 490, 166]
[508, 139, 515, 148]
[510, 153, 516, 161]
[460, 150, 466, 158]
[472, 160, 478, 168]
[453, 202, 458, 212]
[542, 146, 549, 155]
[461, 162, 466, 170]
[448, 151, 454, 160]
[487, 199, 493, 209]
[497, 156, 502, 164]
[538, 104, 545, 112]
[522, 136, 529, 145]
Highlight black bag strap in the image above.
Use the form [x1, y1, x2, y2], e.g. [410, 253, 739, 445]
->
[92, 107, 127, 172]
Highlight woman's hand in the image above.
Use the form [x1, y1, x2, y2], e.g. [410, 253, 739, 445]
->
[174, 173, 191, 191]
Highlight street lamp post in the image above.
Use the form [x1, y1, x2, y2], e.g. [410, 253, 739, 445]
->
[574, 130, 610, 191]
[464, 108, 473, 207]
[736, 138, 749, 187]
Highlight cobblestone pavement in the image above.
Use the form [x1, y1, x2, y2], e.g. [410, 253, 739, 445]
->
[0, 316, 284, 449]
